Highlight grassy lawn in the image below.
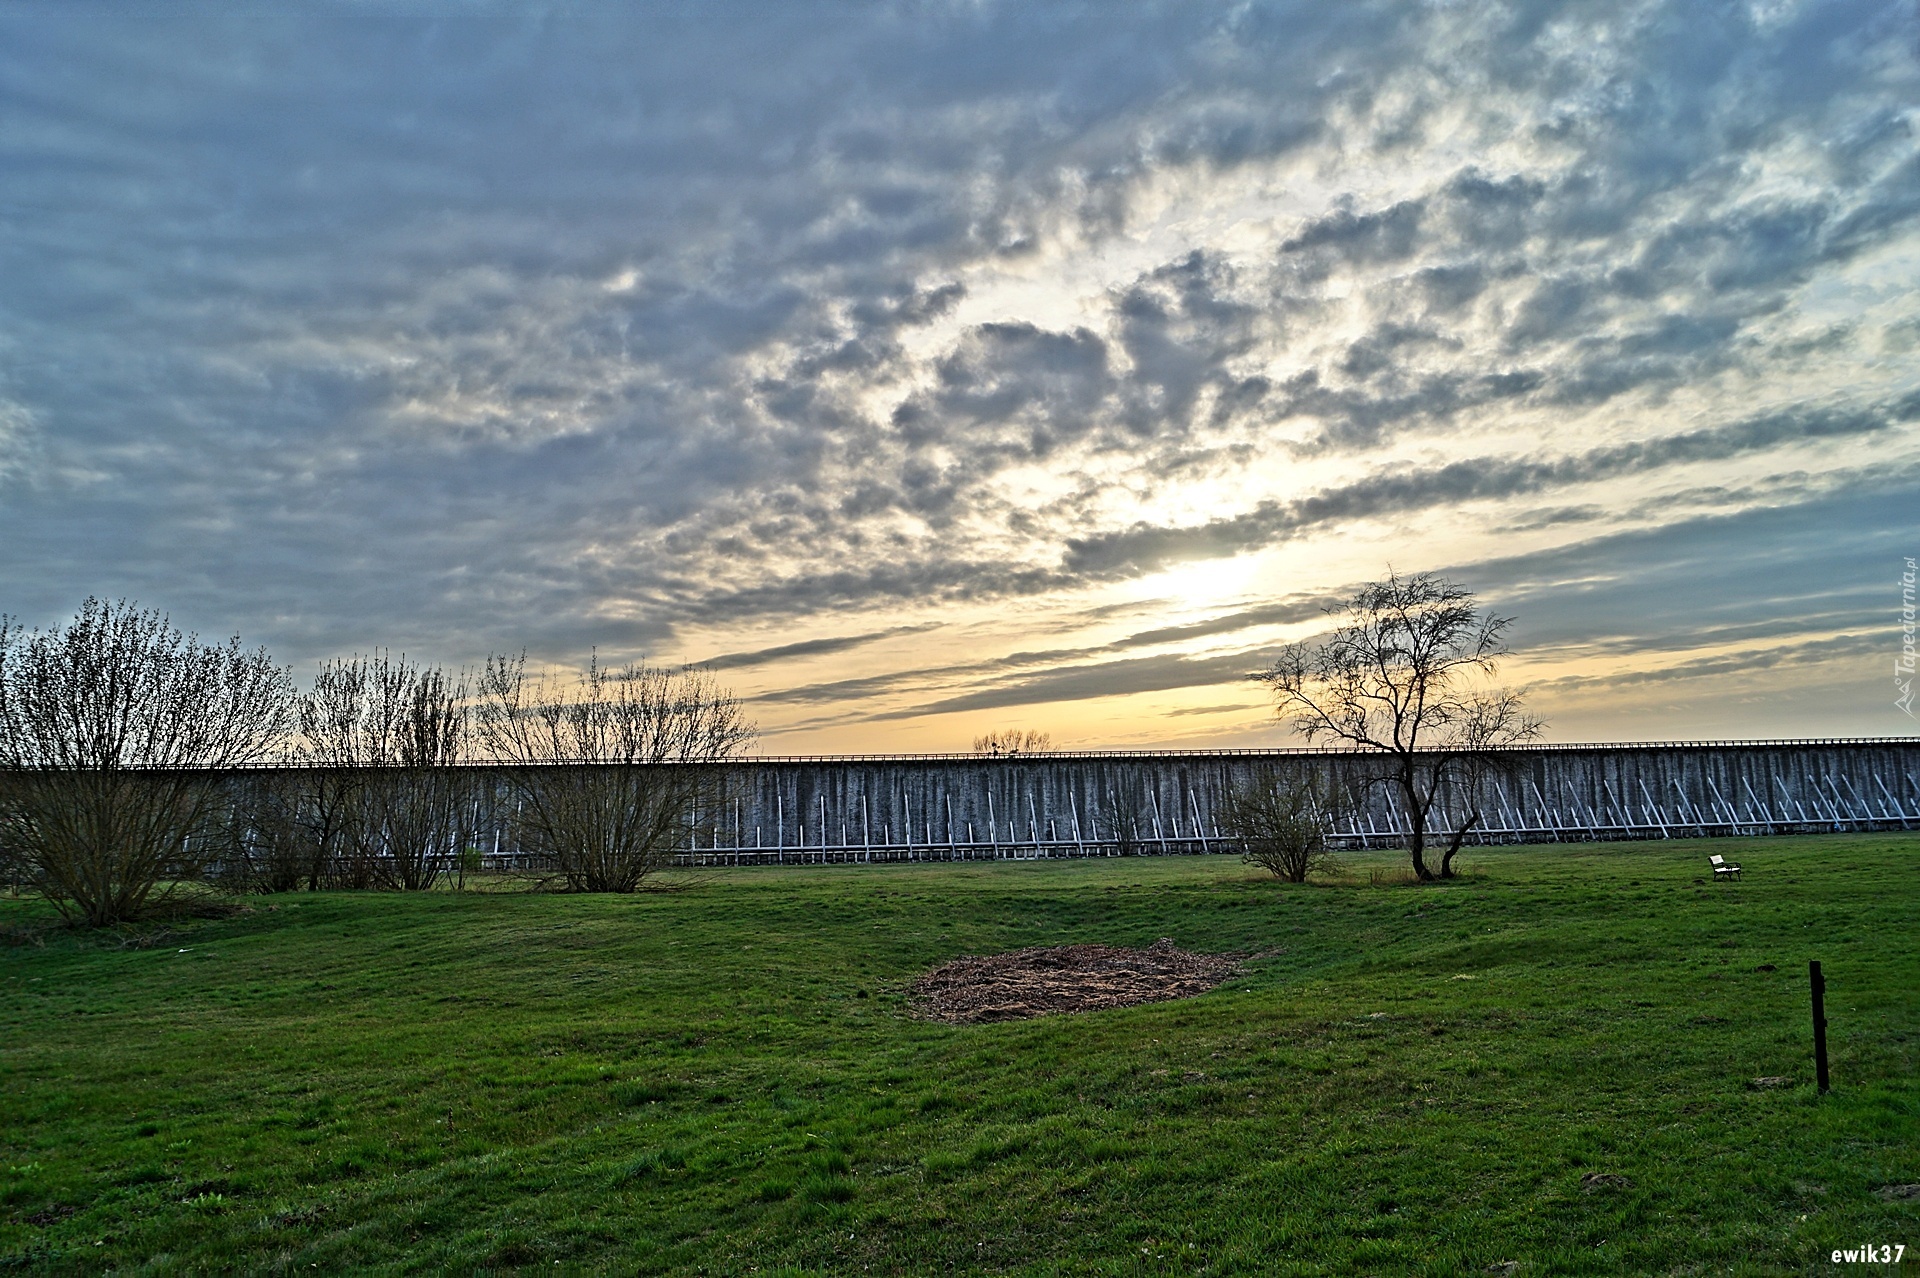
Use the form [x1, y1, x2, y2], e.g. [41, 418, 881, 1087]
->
[2, 835, 1916, 1275]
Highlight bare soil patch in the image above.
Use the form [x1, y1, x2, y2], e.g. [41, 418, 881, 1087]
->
[910, 938, 1240, 1023]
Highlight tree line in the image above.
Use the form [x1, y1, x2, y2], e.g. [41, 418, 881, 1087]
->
[2, 571, 1538, 923]
[0, 600, 754, 924]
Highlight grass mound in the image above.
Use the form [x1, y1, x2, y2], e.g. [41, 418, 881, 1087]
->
[912, 937, 1240, 1022]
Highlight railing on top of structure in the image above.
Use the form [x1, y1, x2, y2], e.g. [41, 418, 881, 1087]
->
[737, 737, 1920, 764]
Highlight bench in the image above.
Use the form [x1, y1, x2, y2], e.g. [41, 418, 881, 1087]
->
[1709, 853, 1742, 881]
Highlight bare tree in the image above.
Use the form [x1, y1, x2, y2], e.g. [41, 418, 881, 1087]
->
[292, 654, 475, 891]
[1220, 769, 1344, 883]
[292, 658, 381, 888]
[1257, 571, 1542, 881]
[366, 660, 472, 891]
[971, 729, 1052, 757]
[0, 600, 295, 925]
[474, 655, 754, 892]
[1096, 783, 1149, 855]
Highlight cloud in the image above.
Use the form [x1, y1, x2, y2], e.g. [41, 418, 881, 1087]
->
[1529, 632, 1883, 692]
[1063, 396, 1911, 577]
[741, 476, 1920, 736]
[697, 623, 942, 671]
[867, 646, 1281, 721]
[0, 0, 1912, 743]
[750, 590, 1339, 710]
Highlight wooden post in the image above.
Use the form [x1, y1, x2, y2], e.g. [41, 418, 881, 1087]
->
[1810, 960, 1830, 1093]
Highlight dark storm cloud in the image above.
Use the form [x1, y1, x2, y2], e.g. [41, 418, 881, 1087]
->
[0, 0, 1912, 744]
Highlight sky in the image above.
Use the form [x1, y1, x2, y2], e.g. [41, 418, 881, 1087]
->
[0, 0, 1916, 752]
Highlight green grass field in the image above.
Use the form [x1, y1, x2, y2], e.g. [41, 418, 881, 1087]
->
[2, 835, 1916, 1275]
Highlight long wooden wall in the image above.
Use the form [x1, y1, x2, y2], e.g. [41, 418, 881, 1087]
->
[679, 739, 1920, 863]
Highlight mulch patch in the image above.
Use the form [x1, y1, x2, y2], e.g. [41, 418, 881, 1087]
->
[910, 937, 1241, 1023]
[1580, 1172, 1635, 1193]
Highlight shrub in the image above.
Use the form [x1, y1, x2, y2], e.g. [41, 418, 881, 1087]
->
[0, 600, 294, 925]
[293, 654, 478, 891]
[1220, 770, 1342, 883]
[475, 654, 753, 893]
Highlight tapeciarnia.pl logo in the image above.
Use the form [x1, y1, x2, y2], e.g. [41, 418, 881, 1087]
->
[1900, 557, 1917, 718]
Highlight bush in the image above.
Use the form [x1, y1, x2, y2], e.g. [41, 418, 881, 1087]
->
[0, 599, 295, 925]
[293, 653, 479, 891]
[1219, 770, 1342, 883]
[475, 654, 753, 893]
[212, 771, 309, 894]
